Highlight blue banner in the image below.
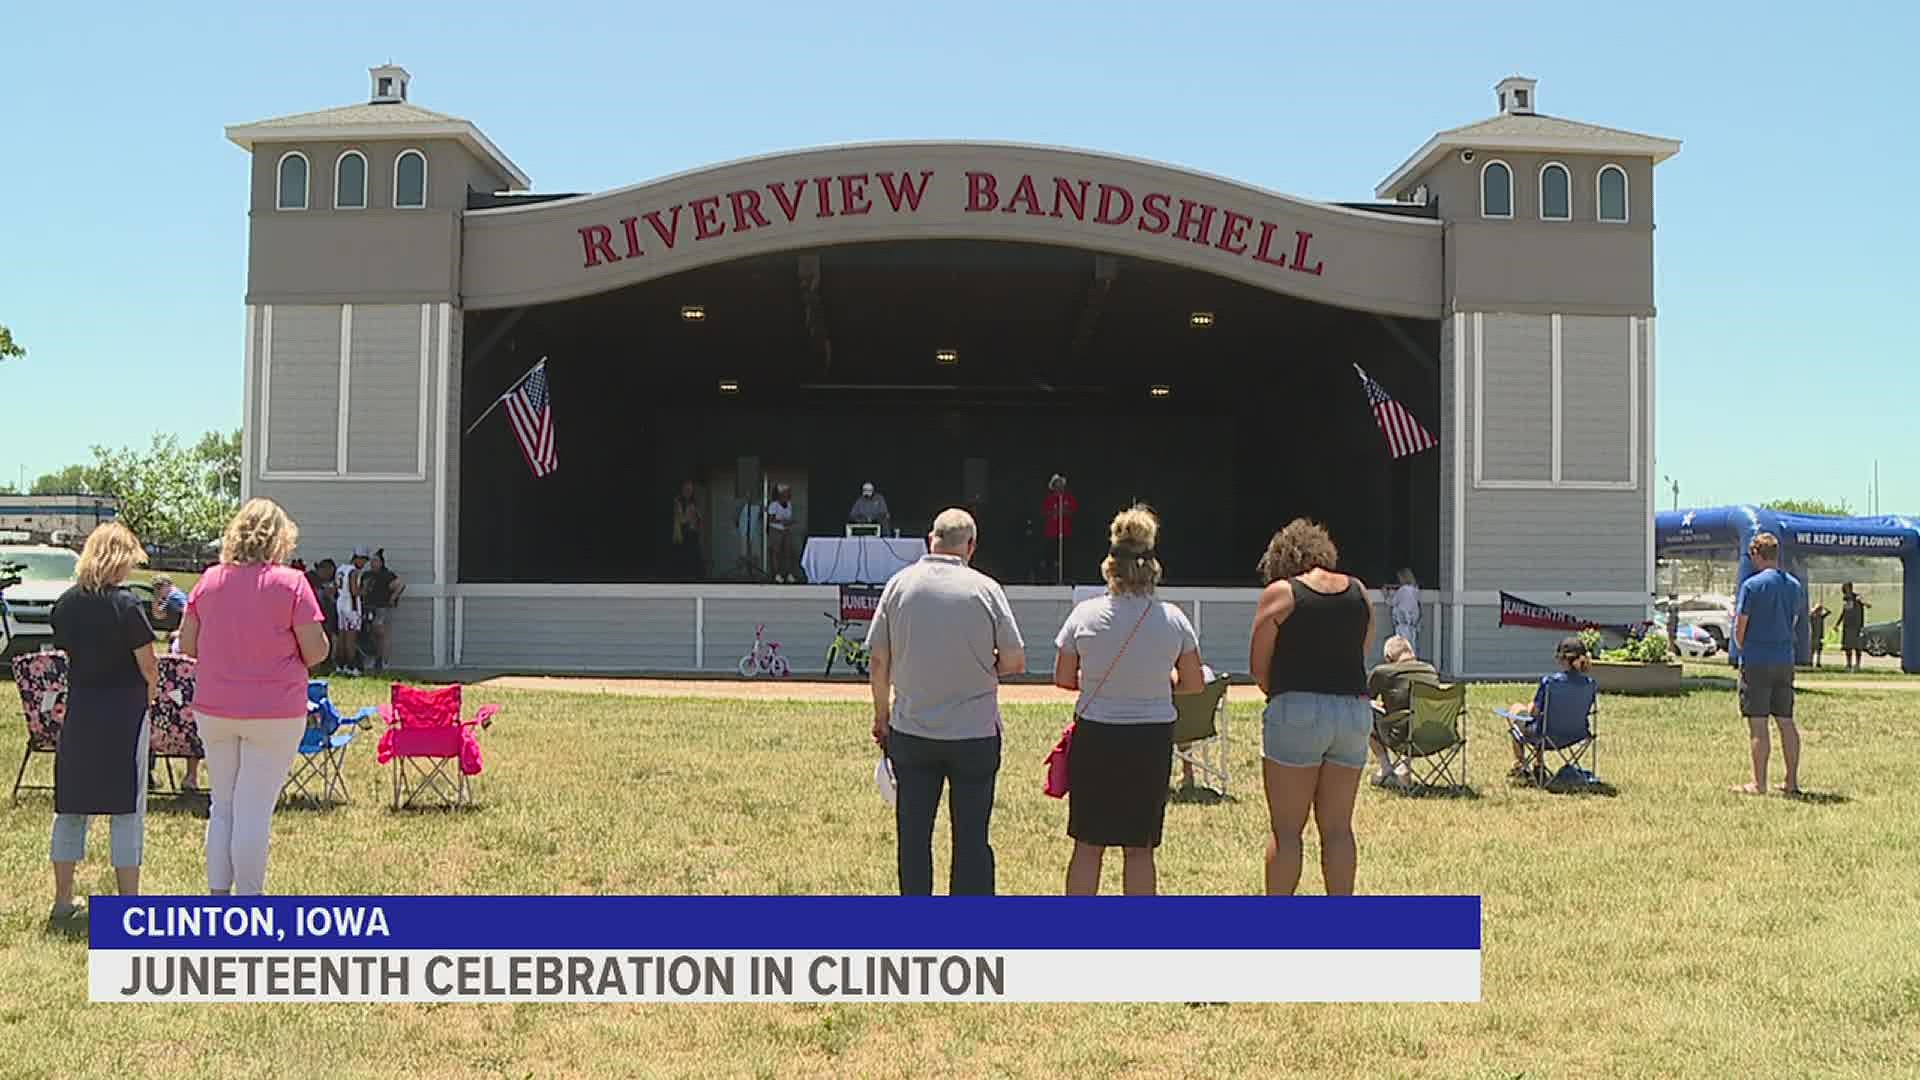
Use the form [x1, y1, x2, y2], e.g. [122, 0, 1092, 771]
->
[89, 896, 1480, 951]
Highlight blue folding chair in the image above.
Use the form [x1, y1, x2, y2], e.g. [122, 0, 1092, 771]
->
[1497, 674, 1599, 789]
[282, 679, 378, 804]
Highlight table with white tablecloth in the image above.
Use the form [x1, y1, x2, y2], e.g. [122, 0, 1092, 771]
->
[801, 537, 926, 584]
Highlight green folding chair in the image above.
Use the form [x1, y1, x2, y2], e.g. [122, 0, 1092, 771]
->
[1172, 671, 1233, 796]
[1377, 680, 1468, 791]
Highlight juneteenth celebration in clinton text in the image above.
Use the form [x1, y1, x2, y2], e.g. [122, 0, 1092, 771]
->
[113, 953, 1008, 999]
[575, 169, 1329, 278]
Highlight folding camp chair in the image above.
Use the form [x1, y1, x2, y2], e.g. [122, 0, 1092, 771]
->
[376, 683, 500, 809]
[148, 655, 205, 795]
[1374, 681, 1469, 791]
[1172, 670, 1232, 796]
[10, 650, 67, 803]
[1498, 675, 1599, 789]
[282, 679, 378, 804]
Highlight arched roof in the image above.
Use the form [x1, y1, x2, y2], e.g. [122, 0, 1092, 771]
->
[460, 142, 1443, 317]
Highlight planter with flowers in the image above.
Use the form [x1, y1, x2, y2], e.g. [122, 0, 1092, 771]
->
[1581, 628, 1684, 694]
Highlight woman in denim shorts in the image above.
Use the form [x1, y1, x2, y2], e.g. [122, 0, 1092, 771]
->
[1248, 519, 1373, 896]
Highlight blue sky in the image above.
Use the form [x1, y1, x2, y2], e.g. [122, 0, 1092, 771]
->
[3, 2, 1915, 511]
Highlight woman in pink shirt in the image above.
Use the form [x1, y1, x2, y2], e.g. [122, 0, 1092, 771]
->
[180, 499, 329, 895]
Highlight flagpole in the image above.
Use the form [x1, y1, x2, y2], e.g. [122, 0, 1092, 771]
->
[463, 357, 546, 438]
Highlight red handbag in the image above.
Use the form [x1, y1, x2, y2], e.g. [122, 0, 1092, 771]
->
[1042, 600, 1154, 798]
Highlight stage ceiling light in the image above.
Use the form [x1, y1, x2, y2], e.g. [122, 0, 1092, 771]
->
[1149, 385, 1172, 398]
[934, 348, 959, 365]
[681, 305, 707, 322]
[717, 379, 740, 394]
[1189, 311, 1215, 329]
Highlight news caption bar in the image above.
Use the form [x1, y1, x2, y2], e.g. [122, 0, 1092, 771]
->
[89, 896, 1480, 1003]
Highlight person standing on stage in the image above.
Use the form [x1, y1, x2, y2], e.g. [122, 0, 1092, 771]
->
[1389, 568, 1421, 653]
[850, 482, 891, 533]
[867, 508, 1026, 895]
[672, 480, 705, 582]
[767, 484, 797, 583]
[1041, 474, 1078, 584]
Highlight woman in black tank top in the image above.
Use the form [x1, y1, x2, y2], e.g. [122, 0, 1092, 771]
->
[1248, 519, 1374, 897]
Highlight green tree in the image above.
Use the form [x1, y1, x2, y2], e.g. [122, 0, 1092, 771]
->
[82, 432, 240, 548]
[1764, 498, 1853, 517]
[0, 323, 23, 361]
[192, 430, 242, 501]
[31, 464, 96, 495]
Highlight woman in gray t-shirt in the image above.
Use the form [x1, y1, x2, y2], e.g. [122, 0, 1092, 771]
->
[1052, 506, 1205, 895]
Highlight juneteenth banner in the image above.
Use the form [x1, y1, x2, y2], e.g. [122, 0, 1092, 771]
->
[1497, 592, 1643, 636]
[87, 896, 1480, 1003]
[838, 584, 882, 623]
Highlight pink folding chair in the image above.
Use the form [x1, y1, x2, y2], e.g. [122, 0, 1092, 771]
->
[9, 650, 67, 803]
[375, 683, 499, 809]
[149, 655, 205, 795]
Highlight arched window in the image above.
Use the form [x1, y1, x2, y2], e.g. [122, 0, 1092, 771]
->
[276, 151, 309, 211]
[1539, 162, 1571, 221]
[393, 149, 427, 209]
[1597, 164, 1628, 222]
[1480, 160, 1513, 219]
[334, 150, 368, 210]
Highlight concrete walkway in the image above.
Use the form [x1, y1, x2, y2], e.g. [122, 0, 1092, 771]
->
[473, 674, 1274, 705]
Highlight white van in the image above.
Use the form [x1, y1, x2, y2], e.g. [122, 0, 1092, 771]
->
[0, 544, 79, 653]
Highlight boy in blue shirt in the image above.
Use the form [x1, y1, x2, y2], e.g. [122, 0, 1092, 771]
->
[1733, 532, 1803, 795]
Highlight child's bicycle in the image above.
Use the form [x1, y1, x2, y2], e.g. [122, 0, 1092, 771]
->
[738, 624, 791, 678]
[823, 614, 871, 677]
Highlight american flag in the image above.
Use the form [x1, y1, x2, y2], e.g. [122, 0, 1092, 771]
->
[503, 360, 558, 477]
[1355, 364, 1437, 459]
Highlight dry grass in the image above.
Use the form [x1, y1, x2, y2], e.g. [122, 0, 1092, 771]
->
[0, 677, 1916, 1079]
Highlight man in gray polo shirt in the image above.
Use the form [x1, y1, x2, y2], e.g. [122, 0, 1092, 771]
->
[868, 508, 1026, 895]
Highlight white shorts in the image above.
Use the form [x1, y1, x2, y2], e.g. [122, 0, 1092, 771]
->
[337, 601, 362, 632]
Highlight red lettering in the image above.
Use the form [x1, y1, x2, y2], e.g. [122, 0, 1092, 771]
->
[1251, 220, 1289, 267]
[1137, 193, 1172, 234]
[1214, 210, 1253, 255]
[578, 224, 619, 268]
[1290, 230, 1324, 276]
[877, 170, 934, 212]
[1049, 178, 1090, 220]
[838, 173, 873, 215]
[727, 189, 770, 232]
[1093, 184, 1133, 225]
[643, 206, 683, 250]
[690, 195, 725, 240]
[620, 216, 644, 259]
[965, 171, 1000, 212]
[813, 177, 835, 218]
[1003, 174, 1046, 216]
[767, 179, 808, 222]
[1173, 198, 1217, 245]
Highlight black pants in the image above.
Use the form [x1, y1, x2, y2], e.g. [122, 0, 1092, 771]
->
[888, 730, 1001, 896]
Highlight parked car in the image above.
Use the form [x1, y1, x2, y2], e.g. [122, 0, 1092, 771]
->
[0, 544, 79, 654]
[1654, 593, 1736, 653]
[1668, 624, 1719, 659]
[1861, 619, 1902, 657]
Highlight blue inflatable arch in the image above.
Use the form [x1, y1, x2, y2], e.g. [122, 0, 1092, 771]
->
[1655, 505, 1920, 673]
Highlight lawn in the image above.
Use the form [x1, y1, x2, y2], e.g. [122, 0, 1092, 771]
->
[0, 677, 1916, 1078]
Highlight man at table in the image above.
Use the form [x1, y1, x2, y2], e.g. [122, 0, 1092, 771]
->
[850, 482, 891, 533]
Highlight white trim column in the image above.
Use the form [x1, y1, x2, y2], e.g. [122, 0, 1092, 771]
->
[1451, 311, 1468, 677]
[431, 302, 452, 668]
[240, 305, 256, 503]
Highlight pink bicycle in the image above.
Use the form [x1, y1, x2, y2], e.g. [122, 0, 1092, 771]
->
[738, 624, 791, 678]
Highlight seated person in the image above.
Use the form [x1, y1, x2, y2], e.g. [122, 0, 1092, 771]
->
[849, 482, 890, 532]
[1366, 635, 1440, 786]
[1506, 636, 1595, 774]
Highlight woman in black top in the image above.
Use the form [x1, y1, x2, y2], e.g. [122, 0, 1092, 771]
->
[1248, 519, 1373, 896]
[47, 523, 158, 924]
[1836, 583, 1870, 671]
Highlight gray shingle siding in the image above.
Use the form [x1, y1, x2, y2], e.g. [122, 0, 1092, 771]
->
[264, 305, 340, 472]
[461, 597, 696, 671]
[1560, 314, 1632, 483]
[257, 479, 433, 582]
[346, 305, 425, 475]
[1479, 314, 1551, 481]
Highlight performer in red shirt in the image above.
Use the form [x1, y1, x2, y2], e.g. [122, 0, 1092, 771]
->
[1041, 473, 1078, 584]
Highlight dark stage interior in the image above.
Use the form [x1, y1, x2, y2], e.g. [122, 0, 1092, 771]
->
[460, 240, 1440, 587]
